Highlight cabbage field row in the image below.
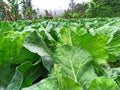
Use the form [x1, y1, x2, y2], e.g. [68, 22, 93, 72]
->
[0, 18, 120, 90]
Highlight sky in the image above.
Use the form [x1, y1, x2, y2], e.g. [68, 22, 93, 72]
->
[3, 0, 90, 10]
[3, 0, 91, 16]
[32, 0, 91, 10]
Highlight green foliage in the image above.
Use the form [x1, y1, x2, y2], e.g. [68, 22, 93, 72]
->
[22, 77, 59, 90]
[86, 0, 120, 17]
[54, 45, 96, 89]
[0, 0, 5, 20]
[88, 77, 119, 90]
[0, 18, 120, 90]
[22, 0, 33, 19]
[63, 3, 87, 18]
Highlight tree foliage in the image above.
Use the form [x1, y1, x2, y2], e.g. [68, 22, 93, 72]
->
[22, 0, 32, 19]
[63, 2, 87, 18]
[86, 0, 120, 17]
[69, 0, 76, 13]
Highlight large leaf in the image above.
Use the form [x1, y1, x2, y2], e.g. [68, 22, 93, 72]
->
[0, 22, 12, 34]
[22, 77, 59, 90]
[22, 74, 82, 90]
[6, 61, 47, 89]
[12, 47, 40, 64]
[60, 26, 73, 46]
[72, 34, 109, 64]
[6, 68, 23, 90]
[59, 77, 83, 90]
[95, 26, 119, 38]
[24, 31, 53, 71]
[108, 31, 120, 57]
[59, 24, 87, 46]
[59, 26, 109, 64]
[53, 64, 83, 90]
[54, 45, 97, 89]
[0, 31, 25, 63]
[0, 63, 16, 88]
[88, 77, 119, 90]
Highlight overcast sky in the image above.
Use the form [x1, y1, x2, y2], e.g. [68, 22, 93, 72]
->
[3, 0, 90, 10]
[32, 0, 91, 10]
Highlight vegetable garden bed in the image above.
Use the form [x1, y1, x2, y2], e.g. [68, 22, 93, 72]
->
[0, 18, 120, 90]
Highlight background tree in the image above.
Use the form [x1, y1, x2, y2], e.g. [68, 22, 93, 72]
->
[0, 1, 14, 21]
[63, 1, 88, 18]
[86, 0, 120, 17]
[44, 10, 53, 19]
[0, 0, 5, 20]
[69, 0, 76, 13]
[74, 3, 87, 15]
[22, 0, 32, 19]
[10, 0, 19, 20]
